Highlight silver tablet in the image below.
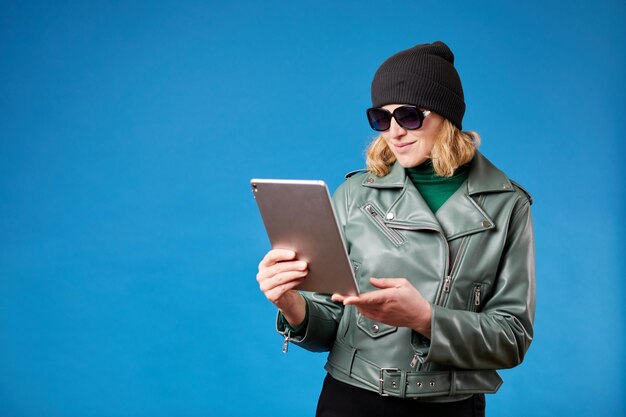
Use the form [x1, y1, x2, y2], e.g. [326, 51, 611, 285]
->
[251, 179, 359, 296]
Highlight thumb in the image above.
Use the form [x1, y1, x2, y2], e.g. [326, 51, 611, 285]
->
[369, 277, 403, 289]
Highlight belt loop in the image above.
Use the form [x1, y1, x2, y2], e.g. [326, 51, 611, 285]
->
[449, 369, 457, 397]
[348, 348, 357, 376]
[399, 370, 408, 398]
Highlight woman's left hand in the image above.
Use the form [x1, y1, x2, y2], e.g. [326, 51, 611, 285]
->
[332, 278, 432, 338]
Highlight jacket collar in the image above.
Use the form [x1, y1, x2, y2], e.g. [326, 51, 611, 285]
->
[360, 152, 514, 240]
[361, 152, 513, 194]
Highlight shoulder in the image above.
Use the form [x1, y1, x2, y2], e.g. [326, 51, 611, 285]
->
[342, 167, 370, 190]
[509, 180, 533, 205]
[332, 168, 369, 205]
[469, 152, 533, 206]
[345, 168, 368, 179]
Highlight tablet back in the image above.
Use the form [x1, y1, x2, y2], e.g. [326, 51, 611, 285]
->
[251, 179, 358, 296]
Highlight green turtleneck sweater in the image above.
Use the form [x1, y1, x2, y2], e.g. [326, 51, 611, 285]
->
[406, 160, 469, 213]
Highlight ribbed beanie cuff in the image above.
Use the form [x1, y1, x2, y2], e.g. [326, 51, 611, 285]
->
[371, 41, 465, 129]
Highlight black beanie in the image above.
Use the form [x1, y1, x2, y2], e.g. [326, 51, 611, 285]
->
[371, 41, 465, 129]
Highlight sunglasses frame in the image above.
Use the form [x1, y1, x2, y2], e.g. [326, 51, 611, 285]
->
[366, 106, 431, 132]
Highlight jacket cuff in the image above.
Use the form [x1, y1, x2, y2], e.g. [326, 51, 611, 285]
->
[275, 294, 341, 352]
[277, 299, 309, 336]
[409, 302, 434, 364]
[421, 304, 449, 363]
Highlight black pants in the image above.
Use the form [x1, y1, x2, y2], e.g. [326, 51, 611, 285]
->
[316, 374, 486, 417]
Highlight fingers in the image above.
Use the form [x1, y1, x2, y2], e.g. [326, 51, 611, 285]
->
[264, 279, 306, 305]
[258, 269, 308, 293]
[331, 292, 382, 319]
[258, 249, 297, 269]
[369, 277, 408, 289]
[256, 249, 309, 307]
[341, 289, 393, 306]
[257, 259, 307, 284]
[333, 278, 416, 306]
[331, 293, 347, 303]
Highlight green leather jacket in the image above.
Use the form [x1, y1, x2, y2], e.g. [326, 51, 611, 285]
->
[277, 152, 536, 400]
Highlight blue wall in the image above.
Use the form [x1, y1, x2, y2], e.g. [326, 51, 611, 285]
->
[1, 1, 624, 415]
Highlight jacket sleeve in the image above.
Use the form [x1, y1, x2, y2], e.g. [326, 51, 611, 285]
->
[275, 182, 350, 352]
[423, 197, 536, 369]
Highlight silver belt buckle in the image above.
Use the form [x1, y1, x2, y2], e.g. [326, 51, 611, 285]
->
[378, 368, 400, 396]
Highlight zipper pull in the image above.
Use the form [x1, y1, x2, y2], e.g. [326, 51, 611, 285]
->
[282, 330, 291, 353]
[437, 276, 453, 306]
[410, 353, 420, 369]
[474, 286, 481, 307]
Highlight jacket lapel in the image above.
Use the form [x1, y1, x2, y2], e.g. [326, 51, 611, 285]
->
[361, 152, 515, 240]
[437, 152, 516, 240]
[361, 162, 441, 231]
[435, 186, 494, 240]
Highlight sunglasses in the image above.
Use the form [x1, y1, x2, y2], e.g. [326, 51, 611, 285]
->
[366, 106, 431, 131]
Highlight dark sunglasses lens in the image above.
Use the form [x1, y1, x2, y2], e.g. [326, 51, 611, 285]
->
[367, 108, 391, 131]
[394, 107, 423, 130]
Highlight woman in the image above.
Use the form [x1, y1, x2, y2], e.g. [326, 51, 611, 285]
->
[256, 41, 535, 417]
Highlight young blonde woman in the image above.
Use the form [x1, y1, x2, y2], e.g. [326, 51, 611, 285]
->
[256, 41, 536, 417]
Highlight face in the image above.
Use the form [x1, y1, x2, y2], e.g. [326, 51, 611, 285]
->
[380, 104, 444, 168]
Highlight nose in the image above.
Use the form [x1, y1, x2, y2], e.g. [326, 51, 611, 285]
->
[387, 117, 407, 139]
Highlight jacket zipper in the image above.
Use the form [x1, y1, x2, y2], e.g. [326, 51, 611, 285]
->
[438, 276, 452, 306]
[439, 194, 486, 308]
[409, 233, 463, 370]
[436, 236, 468, 306]
[282, 329, 291, 353]
[473, 284, 482, 311]
[363, 204, 404, 246]
[390, 224, 450, 370]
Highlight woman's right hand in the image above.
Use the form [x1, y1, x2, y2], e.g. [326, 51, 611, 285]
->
[256, 249, 308, 328]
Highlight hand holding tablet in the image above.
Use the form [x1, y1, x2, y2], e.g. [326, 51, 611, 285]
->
[251, 179, 359, 296]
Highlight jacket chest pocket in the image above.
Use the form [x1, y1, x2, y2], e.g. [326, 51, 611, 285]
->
[357, 313, 398, 338]
[360, 202, 406, 247]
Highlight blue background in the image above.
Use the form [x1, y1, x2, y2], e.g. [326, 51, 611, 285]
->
[1, 1, 624, 416]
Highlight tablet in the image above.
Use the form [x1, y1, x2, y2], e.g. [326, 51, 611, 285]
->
[251, 179, 359, 296]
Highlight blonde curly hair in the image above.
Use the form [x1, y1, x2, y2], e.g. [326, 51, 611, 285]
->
[365, 119, 481, 177]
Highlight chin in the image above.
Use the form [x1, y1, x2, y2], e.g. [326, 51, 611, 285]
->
[396, 156, 427, 168]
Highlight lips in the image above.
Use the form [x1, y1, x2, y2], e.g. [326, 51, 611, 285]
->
[393, 141, 416, 151]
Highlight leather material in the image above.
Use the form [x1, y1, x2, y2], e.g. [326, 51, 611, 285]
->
[277, 151, 535, 399]
[326, 339, 502, 398]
